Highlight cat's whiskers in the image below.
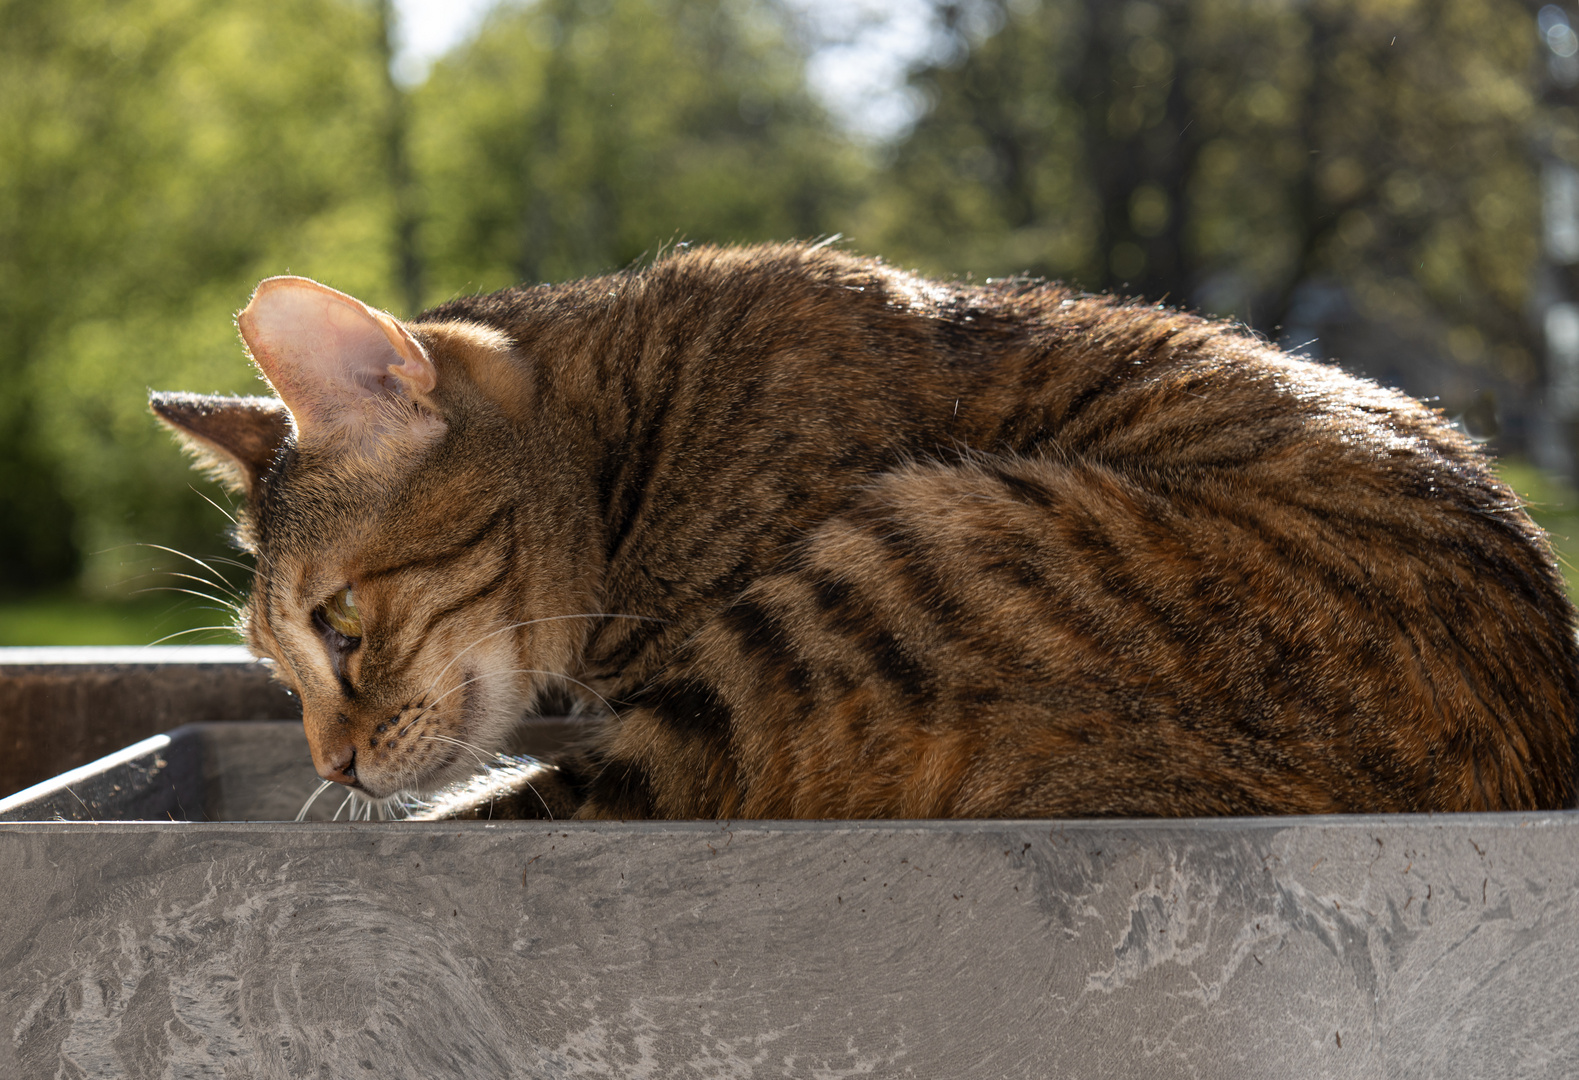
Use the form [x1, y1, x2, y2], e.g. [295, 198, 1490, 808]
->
[113, 543, 260, 644]
[392, 697, 434, 744]
[417, 620, 539, 700]
[399, 753, 558, 820]
[127, 542, 287, 617]
[392, 615, 651, 744]
[159, 570, 246, 605]
[155, 546, 263, 577]
[130, 583, 236, 609]
[409, 667, 620, 737]
[134, 584, 241, 616]
[295, 779, 335, 822]
[109, 558, 242, 612]
[422, 612, 666, 704]
[148, 625, 245, 646]
[303, 773, 412, 822]
[137, 544, 251, 595]
[135, 581, 244, 613]
[188, 483, 239, 526]
[518, 776, 554, 819]
[419, 732, 495, 770]
[388, 665, 613, 815]
[123, 561, 246, 602]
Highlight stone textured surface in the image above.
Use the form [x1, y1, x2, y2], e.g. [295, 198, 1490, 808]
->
[0, 719, 598, 823]
[0, 647, 298, 799]
[3, 659, 1575, 1076]
[2, 813, 1577, 1077]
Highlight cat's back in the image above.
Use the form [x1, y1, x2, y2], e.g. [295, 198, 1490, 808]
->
[427, 243, 1502, 478]
[421, 245, 1579, 816]
[483, 246, 1573, 818]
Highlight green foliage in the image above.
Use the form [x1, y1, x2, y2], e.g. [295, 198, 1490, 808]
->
[873, 0, 1542, 378]
[0, 0, 402, 595]
[411, 0, 866, 298]
[0, 0, 864, 621]
[0, 0, 1573, 644]
[865, 0, 1095, 282]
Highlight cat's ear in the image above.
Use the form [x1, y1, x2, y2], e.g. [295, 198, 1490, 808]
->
[150, 393, 290, 498]
[237, 276, 440, 445]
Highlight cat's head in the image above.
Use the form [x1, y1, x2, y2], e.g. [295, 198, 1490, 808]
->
[153, 277, 592, 799]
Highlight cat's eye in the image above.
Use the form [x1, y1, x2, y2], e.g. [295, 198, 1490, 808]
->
[317, 586, 362, 641]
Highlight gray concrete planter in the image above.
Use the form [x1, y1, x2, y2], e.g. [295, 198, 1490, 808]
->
[0, 648, 1575, 1077]
[0, 645, 296, 799]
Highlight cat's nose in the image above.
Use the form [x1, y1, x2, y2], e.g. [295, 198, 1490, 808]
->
[317, 743, 358, 786]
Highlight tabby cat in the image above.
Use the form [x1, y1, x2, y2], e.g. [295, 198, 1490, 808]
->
[152, 242, 1579, 819]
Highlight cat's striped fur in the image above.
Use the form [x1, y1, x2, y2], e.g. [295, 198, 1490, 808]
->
[153, 242, 1579, 818]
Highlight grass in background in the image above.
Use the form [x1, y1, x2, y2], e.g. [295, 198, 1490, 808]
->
[0, 543, 252, 646]
[0, 589, 240, 647]
[1495, 459, 1579, 598]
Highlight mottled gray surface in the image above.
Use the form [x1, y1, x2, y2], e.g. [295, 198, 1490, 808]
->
[6, 653, 1571, 1075]
[0, 647, 297, 799]
[0, 720, 597, 823]
[2, 813, 1577, 1078]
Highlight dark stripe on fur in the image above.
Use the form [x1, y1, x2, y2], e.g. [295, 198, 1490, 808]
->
[361, 505, 513, 583]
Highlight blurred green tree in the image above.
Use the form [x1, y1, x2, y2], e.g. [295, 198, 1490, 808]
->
[0, 0, 863, 604]
[0, 0, 402, 594]
[0, 0, 1561, 623]
[873, 0, 1541, 435]
[411, 0, 865, 299]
